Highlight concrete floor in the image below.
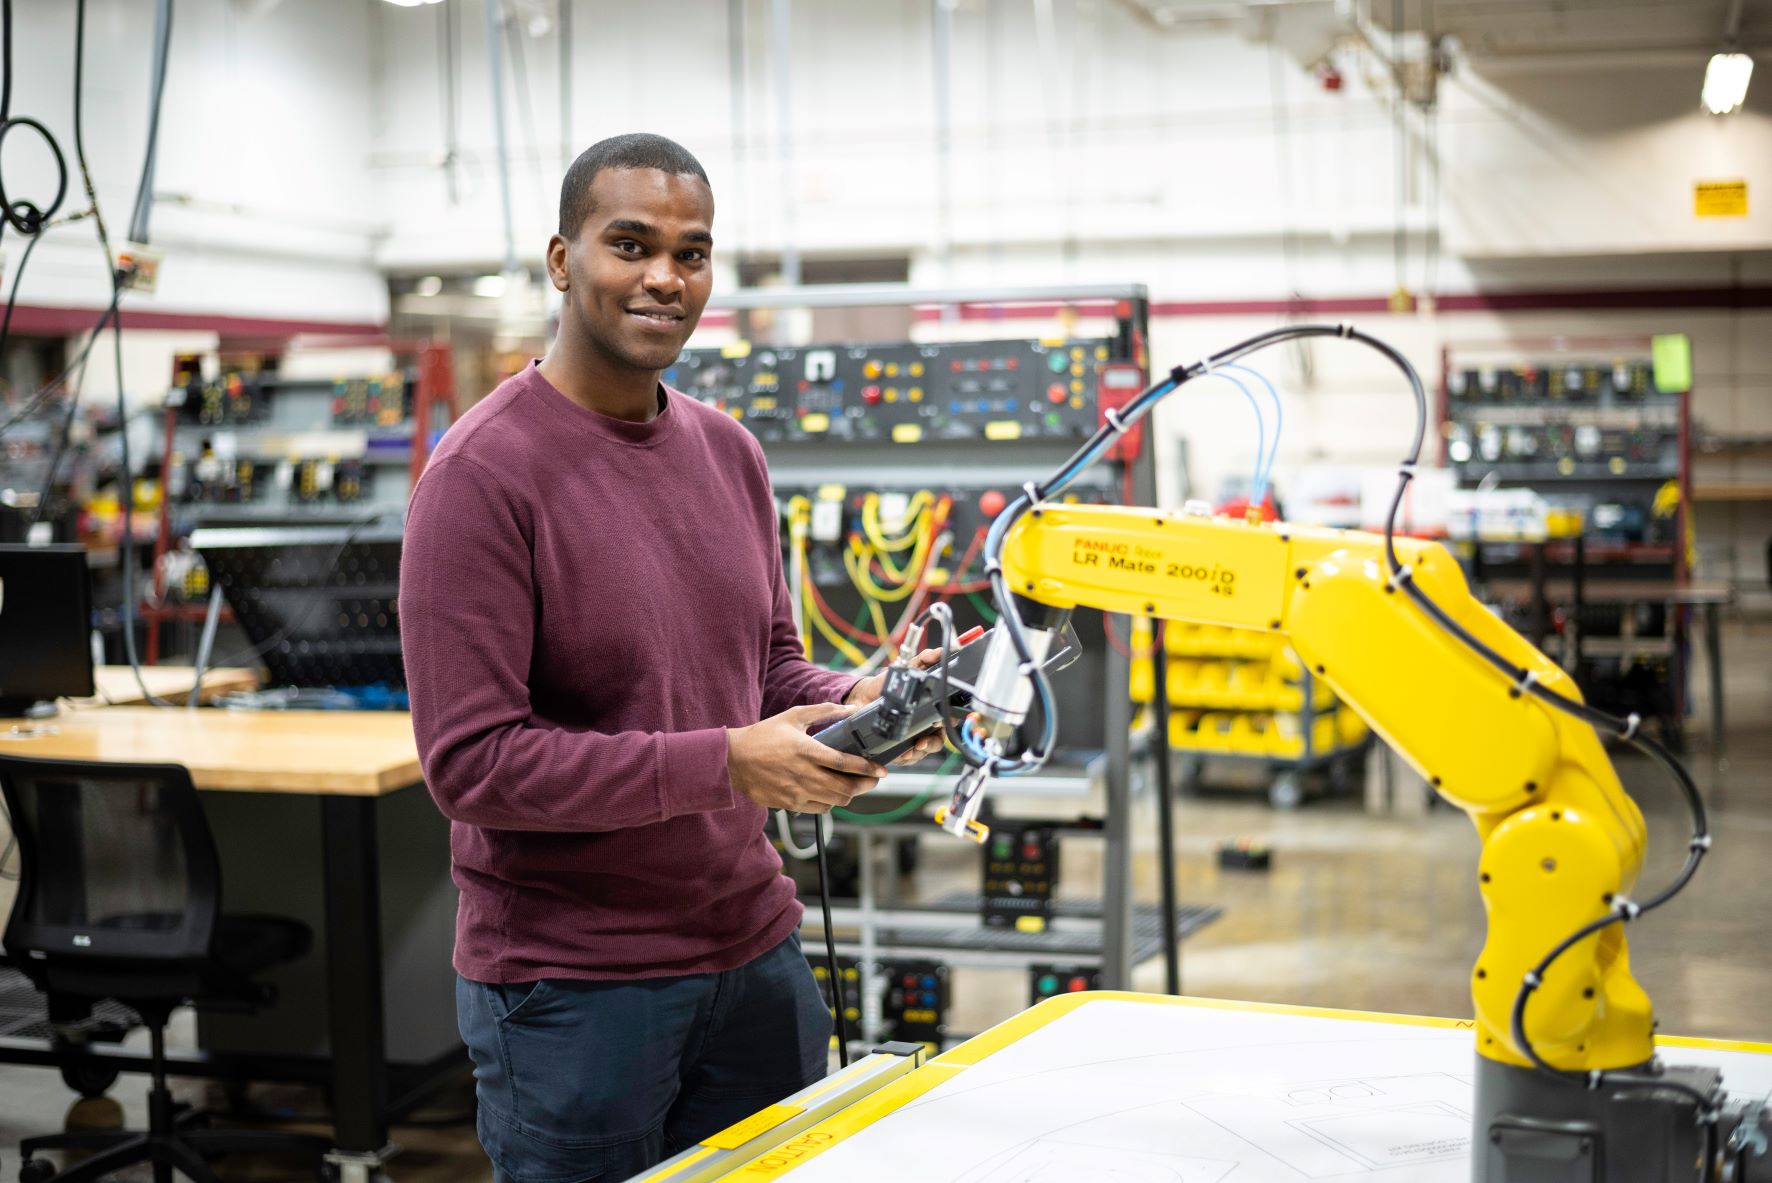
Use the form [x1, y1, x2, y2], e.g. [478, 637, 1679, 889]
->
[3, 618, 1768, 1180]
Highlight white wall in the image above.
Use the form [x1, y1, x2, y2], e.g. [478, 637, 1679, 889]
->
[10, 0, 388, 335]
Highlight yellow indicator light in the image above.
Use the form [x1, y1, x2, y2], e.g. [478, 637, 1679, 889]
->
[1070, 379, 1084, 394]
[892, 423, 923, 443]
[800, 413, 830, 433]
[885, 362, 900, 377]
[720, 340, 753, 359]
[1558, 458, 1576, 475]
[752, 396, 777, 410]
[816, 483, 846, 500]
[730, 407, 744, 420]
[1070, 346, 1084, 359]
[1015, 916, 1047, 933]
[884, 388, 899, 403]
[985, 421, 1022, 440]
[1095, 346, 1109, 360]
[909, 387, 924, 402]
[862, 359, 883, 379]
[1070, 395, 1085, 409]
[909, 361, 925, 377]
[1609, 457, 1627, 474]
[1070, 363, 1085, 377]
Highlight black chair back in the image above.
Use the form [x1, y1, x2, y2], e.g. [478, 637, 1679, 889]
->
[0, 755, 220, 1001]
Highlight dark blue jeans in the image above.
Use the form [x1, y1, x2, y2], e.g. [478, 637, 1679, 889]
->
[457, 932, 831, 1183]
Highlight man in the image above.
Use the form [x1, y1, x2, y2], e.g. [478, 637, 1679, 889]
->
[400, 133, 942, 1183]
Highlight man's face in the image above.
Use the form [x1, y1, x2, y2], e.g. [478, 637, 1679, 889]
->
[549, 167, 715, 373]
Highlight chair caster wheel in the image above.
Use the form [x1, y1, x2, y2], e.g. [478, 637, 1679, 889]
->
[20, 1157, 57, 1183]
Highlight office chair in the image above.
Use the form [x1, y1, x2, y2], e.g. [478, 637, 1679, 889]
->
[0, 755, 330, 1183]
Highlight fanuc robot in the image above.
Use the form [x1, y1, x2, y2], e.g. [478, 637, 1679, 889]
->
[847, 325, 1771, 1182]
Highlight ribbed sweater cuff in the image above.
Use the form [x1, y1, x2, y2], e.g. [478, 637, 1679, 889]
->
[660, 728, 738, 818]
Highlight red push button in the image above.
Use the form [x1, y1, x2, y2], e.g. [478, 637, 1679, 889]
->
[1047, 383, 1067, 404]
[1069, 976, 1089, 992]
[979, 489, 1007, 517]
[862, 385, 882, 405]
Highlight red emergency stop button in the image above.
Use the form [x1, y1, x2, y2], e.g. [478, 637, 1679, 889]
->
[1047, 383, 1067, 404]
[862, 385, 882, 405]
[979, 489, 1006, 517]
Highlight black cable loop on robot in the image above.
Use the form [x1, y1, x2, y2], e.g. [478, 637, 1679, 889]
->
[968, 321, 1716, 1150]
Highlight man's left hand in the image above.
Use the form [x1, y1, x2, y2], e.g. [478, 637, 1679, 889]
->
[843, 647, 947, 765]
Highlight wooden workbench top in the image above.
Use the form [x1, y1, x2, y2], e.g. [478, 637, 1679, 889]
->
[0, 706, 421, 796]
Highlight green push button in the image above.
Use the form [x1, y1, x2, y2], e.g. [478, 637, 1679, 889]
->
[1038, 975, 1058, 995]
[1047, 352, 1067, 373]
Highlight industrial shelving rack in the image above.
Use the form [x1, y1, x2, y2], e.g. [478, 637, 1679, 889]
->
[1437, 336, 1694, 740]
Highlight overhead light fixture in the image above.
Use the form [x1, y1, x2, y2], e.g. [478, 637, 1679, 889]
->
[472, 274, 508, 299]
[414, 275, 443, 297]
[1702, 52, 1753, 115]
[381, 0, 444, 7]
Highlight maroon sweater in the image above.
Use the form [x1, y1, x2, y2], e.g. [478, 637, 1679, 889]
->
[400, 362, 856, 982]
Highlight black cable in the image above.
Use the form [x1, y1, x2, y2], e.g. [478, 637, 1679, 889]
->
[0, 286, 120, 443]
[128, 0, 174, 247]
[22, 0, 121, 526]
[811, 814, 850, 1069]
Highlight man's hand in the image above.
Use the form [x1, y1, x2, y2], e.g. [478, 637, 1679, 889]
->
[845, 648, 947, 765]
[727, 703, 889, 814]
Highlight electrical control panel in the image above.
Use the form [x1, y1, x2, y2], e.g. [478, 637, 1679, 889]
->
[1443, 359, 1682, 484]
[1029, 964, 1100, 1005]
[332, 373, 411, 428]
[665, 338, 1121, 445]
[982, 824, 1060, 930]
[808, 955, 862, 1038]
[1447, 360, 1657, 405]
[880, 959, 949, 1046]
[174, 371, 267, 426]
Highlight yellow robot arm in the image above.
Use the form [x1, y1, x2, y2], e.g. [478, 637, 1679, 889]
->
[988, 501, 1653, 1077]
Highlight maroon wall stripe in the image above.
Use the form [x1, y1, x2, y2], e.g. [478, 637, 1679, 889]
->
[899, 287, 1772, 321]
[6, 304, 387, 339]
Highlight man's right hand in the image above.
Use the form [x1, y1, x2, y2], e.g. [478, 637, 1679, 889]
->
[727, 703, 888, 814]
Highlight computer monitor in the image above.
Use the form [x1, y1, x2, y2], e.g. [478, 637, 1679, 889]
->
[0, 544, 95, 715]
[191, 524, 405, 691]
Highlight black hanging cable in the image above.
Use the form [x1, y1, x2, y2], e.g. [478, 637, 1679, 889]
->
[128, 0, 174, 247]
[811, 813, 851, 1068]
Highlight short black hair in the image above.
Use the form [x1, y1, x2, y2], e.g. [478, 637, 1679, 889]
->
[558, 133, 710, 238]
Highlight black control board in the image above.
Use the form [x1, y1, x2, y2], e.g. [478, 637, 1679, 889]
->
[808, 955, 862, 1035]
[1448, 360, 1657, 405]
[174, 371, 269, 426]
[982, 824, 1060, 930]
[881, 959, 949, 1045]
[1443, 358, 1682, 484]
[332, 372, 412, 428]
[1029, 964, 1100, 1005]
[664, 338, 1120, 445]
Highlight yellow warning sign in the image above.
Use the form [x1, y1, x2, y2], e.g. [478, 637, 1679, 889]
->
[1695, 179, 1748, 218]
